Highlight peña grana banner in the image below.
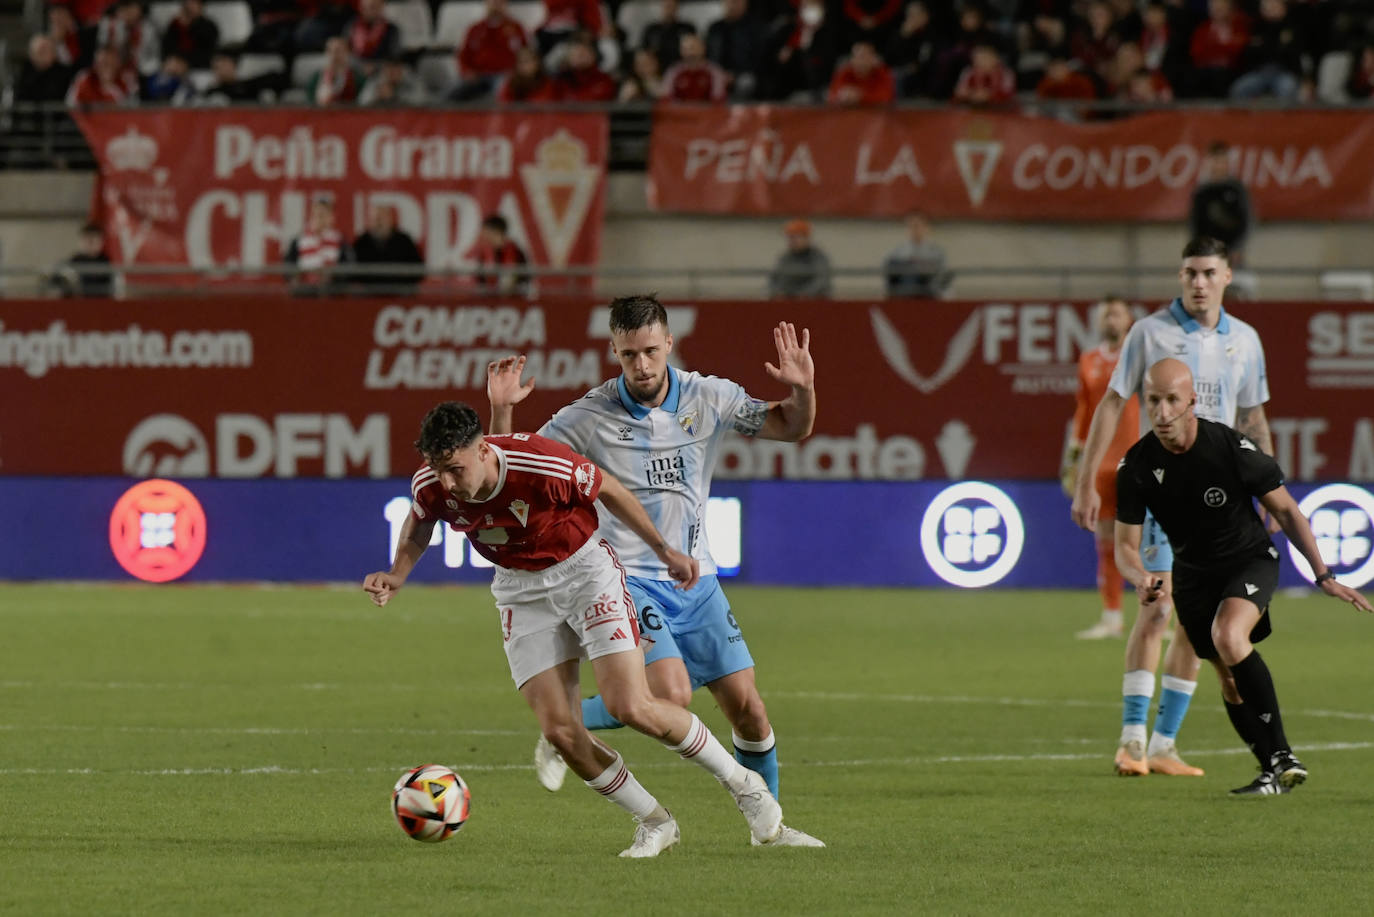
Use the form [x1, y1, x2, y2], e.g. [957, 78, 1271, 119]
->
[73, 109, 607, 283]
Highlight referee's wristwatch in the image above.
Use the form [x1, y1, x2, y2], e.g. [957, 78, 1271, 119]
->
[1315, 570, 1337, 585]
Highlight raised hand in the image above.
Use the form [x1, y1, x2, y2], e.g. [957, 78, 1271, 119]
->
[486, 355, 536, 408]
[764, 322, 814, 389]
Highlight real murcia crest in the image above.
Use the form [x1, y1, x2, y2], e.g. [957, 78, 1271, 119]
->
[519, 129, 599, 268]
[509, 499, 530, 526]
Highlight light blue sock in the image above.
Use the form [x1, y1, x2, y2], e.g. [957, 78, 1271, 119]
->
[733, 730, 779, 799]
[1121, 670, 1154, 743]
[581, 695, 624, 731]
[1152, 676, 1198, 742]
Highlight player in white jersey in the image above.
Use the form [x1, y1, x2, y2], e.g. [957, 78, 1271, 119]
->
[489, 294, 823, 847]
[1071, 237, 1274, 778]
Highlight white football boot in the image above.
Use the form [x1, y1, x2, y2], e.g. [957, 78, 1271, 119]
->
[729, 769, 783, 844]
[752, 824, 826, 847]
[533, 735, 568, 792]
[619, 813, 681, 858]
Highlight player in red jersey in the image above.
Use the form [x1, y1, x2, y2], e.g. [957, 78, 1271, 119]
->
[362, 402, 785, 857]
[1061, 295, 1137, 639]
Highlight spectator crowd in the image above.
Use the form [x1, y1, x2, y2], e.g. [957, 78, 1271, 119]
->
[10, 0, 1374, 112]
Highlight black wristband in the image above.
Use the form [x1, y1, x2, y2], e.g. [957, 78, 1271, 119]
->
[1315, 571, 1336, 585]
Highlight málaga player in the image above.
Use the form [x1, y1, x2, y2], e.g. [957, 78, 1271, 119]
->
[363, 402, 787, 856]
[487, 294, 823, 847]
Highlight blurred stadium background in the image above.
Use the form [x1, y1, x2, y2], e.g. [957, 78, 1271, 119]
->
[5, 1, 1374, 913]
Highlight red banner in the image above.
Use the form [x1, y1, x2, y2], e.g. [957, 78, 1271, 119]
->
[74, 109, 606, 280]
[2, 298, 1372, 482]
[649, 107, 1374, 220]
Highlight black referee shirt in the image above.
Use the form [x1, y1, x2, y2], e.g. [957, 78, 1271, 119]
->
[1117, 418, 1284, 572]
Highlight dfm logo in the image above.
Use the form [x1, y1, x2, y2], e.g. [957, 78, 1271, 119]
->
[920, 482, 1025, 588]
[1287, 484, 1374, 588]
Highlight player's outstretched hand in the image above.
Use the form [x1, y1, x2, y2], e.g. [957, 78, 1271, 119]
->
[764, 322, 814, 389]
[1135, 577, 1166, 608]
[663, 548, 700, 591]
[1321, 577, 1374, 612]
[487, 355, 536, 407]
[363, 571, 404, 607]
[1071, 487, 1100, 530]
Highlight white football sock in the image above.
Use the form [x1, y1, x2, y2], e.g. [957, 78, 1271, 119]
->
[667, 713, 748, 789]
[585, 753, 660, 821]
[1102, 609, 1123, 628]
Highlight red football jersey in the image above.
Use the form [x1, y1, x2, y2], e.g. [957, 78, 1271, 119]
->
[409, 434, 603, 572]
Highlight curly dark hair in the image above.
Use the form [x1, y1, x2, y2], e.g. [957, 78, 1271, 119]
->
[414, 402, 482, 463]
[608, 294, 668, 335]
[1181, 236, 1229, 262]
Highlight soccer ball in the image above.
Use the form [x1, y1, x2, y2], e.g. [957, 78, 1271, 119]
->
[392, 764, 471, 842]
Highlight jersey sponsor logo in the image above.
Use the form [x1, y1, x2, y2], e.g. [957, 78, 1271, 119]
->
[1245, 582, 1259, 595]
[1287, 484, 1374, 588]
[1203, 487, 1227, 507]
[643, 450, 687, 488]
[509, 499, 530, 526]
[1153, 468, 1165, 483]
[574, 461, 596, 496]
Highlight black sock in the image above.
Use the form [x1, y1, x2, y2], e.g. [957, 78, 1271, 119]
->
[1229, 650, 1290, 760]
[1224, 699, 1271, 769]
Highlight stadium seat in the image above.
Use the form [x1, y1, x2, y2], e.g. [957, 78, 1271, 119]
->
[292, 52, 327, 89]
[1317, 51, 1352, 104]
[236, 53, 286, 81]
[205, 2, 254, 46]
[507, 1, 545, 36]
[433, 1, 487, 49]
[677, 0, 723, 38]
[149, 1, 180, 34]
[417, 52, 460, 96]
[616, 0, 657, 49]
[1319, 270, 1374, 301]
[386, 0, 435, 51]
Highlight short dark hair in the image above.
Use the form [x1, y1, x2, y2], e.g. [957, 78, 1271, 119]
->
[608, 294, 668, 335]
[482, 214, 508, 234]
[80, 221, 103, 235]
[415, 402, 482, 463]
[1181, 236, 1230, 261]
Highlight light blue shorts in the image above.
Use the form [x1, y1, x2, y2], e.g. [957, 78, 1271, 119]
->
[628, 575, 755, 689]
[1141, 512, 1174, 573]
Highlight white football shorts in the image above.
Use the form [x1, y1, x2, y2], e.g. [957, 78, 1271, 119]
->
[490, 534, 641, 688]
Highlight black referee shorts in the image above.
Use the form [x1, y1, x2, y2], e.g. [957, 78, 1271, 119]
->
[1171, 551, 1280, 660]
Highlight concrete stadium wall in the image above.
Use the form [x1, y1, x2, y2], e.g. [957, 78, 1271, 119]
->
[3, 172, 1371, 300]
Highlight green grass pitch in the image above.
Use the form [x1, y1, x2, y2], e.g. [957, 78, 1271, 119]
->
[3, 583, 1374, 915]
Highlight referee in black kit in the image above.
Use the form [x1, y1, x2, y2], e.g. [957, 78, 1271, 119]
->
[1114, 358, 1373, 796]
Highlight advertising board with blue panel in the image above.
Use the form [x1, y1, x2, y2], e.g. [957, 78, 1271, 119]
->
[4, 478, 1371, 590]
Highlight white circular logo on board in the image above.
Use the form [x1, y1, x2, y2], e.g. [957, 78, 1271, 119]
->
[1286, 484, 1374, 588]
[920, 482, 1025, 588]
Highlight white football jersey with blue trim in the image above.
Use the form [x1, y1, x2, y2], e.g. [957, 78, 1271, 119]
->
[539, 368, 767, 578]
[1110, 298, 1269, 433]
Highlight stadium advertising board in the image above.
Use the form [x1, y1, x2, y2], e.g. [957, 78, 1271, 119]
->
[73, 109, 606, 283]
[2, 298, 1373, 482]
[649, 108, 1374, 220]
[1, 477, 1367, 589]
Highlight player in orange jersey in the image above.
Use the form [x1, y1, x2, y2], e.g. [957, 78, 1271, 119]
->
[1061, 296, 1137, 639]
